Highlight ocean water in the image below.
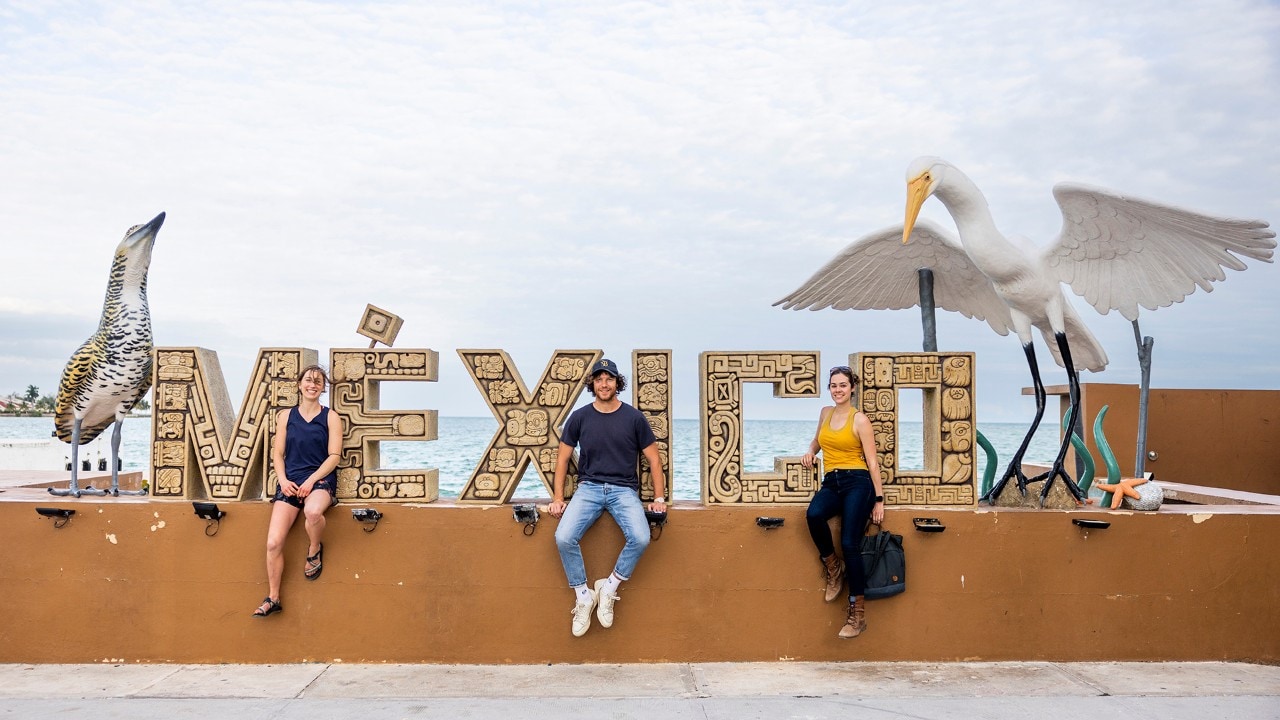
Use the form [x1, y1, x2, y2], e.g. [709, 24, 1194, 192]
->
[1, 415, 1068, 500]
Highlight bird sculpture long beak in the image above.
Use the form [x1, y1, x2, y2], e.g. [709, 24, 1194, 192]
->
[903, 175, 930, 244]
[140, 212, 165, 236]
[122, 212, 165, 250]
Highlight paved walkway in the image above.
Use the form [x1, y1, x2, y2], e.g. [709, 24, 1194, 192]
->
[0, 661, 1277, 718]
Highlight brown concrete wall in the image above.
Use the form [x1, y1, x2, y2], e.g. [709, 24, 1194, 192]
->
[1071, 384, 1280, 495]
[2, 497, 1277, 664]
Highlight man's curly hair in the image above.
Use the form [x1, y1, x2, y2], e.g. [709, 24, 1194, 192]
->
[584, 370, 628, 396]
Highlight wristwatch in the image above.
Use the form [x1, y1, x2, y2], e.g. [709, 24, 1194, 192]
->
[874, 495, 884, 502]
[653, 496, 666, 504]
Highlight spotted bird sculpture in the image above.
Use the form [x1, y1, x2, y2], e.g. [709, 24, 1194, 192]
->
[51, 212, 165, 497]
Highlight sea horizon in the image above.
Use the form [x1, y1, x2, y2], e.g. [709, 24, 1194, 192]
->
[1, 415, 1069, 501]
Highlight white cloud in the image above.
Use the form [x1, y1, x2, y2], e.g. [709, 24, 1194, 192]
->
[0, 0, 1276, 424]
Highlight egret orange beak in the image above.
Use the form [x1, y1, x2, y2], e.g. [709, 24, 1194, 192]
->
[903, 175, 931, 244]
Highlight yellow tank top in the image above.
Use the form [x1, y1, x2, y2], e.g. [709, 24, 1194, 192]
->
[818, 408, 868, 470]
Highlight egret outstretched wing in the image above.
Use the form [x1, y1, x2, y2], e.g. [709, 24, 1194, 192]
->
[775, 220, 1015, 336]
[1046, 183, 1276, 321]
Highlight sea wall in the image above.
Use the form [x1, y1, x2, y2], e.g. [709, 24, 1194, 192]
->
[2, 498, 1276, 664]
[7, 348, 1278, 665]
[1048, 384, 1280, 495]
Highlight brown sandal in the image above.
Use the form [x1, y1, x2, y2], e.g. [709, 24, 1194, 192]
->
[304, 543, 323, 581]
[253, 597, 282, 617]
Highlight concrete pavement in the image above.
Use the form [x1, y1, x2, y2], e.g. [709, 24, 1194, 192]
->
[0, 661, 1277, 718]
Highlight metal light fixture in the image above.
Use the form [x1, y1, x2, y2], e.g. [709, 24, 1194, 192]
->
[192, 502, 225, 536]
[913, 517, 945, 533]
[1073, 518, 1111, 530]
[36, 507, 75, 528]
[513, 504, 539, 536]
[351, 508, 383, 532]
[756, 516, 784, 529]
[645, 509, 668, 540]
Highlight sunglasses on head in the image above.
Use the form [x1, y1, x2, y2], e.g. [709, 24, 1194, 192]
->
[829, 365, 851, 374]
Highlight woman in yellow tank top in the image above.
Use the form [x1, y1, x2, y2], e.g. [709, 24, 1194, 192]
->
[800, 365, 884, 639]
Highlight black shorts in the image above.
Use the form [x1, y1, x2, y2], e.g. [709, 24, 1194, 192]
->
[270, 476, 337, 510]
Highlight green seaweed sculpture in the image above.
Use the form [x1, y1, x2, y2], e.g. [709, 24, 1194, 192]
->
[976, 429, 998, 498]
[1062, 410, 1095, 495]
[977, 414, 1098, 502]
[1092, 404, 1122, 507]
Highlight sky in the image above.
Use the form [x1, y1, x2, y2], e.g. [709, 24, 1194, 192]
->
[1, 0, 1277, 424]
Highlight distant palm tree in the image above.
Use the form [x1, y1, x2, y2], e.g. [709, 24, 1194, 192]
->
[24, 385, 39, 404]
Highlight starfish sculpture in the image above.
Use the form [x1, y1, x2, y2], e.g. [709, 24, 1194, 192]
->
[1093, 476, 1148, 509]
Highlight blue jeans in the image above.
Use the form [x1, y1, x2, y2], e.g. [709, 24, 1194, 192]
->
[554, 481, 651, 588]
[806, 468, 875, 598]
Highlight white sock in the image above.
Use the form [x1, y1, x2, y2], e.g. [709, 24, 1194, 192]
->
[574, 584, 592, 603]
[603, 573, 622, 596]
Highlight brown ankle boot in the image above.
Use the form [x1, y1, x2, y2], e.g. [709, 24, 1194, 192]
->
[821, 554, 845, 603]
[838, 597, 867, 639]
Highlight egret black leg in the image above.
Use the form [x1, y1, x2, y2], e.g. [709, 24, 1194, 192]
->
[982, 342, 1045, 503]
[1033, 333, 1085, 505]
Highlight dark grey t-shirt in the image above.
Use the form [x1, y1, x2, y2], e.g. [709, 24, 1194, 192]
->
[561, 402, 656, 490]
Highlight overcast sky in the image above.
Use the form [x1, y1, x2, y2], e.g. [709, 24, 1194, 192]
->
[1, 0, 1277, 424]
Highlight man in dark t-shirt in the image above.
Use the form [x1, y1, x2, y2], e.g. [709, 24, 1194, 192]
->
[550, 358, 667, 637]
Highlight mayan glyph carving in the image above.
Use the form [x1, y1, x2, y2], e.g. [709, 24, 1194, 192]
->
[151, 347, 315, 500]
[356, 304, 404, 348]
[741, 456, 821, 503]
[700, 352, 820, 504]
[856, 352, 977, 507]
[457, 349, 600, 504]
[633, 350, 672, 502]
[328, 349, 439, 502]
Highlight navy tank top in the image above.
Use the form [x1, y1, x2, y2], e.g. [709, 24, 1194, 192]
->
[284, 406, 337, 483]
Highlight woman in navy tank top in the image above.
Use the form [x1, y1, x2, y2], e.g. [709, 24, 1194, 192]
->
[253, 365, 343, 617]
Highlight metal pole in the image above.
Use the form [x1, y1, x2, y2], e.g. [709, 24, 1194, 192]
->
[918, 268, 937, 352]
[1132, 319, 1153, 476]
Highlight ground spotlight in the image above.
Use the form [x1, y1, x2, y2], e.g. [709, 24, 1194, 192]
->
[352, 508, 383, 532]
[913, 517, 945, 533]
[36, 507, 75, 528]
[1073, 518, 1111, 530]
[513, 504, 539, 536]
[192, 502, 225, 536]
[645, 509, 668, 540]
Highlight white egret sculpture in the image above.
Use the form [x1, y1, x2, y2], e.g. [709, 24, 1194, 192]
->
[777, 157, 1274, 506]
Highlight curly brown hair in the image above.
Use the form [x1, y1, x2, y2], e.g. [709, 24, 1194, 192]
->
[584, 370, 628, 396]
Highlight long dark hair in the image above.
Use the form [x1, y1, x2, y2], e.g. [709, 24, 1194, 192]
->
[297, 364, 330, 390]
[829, 365, 858, 388]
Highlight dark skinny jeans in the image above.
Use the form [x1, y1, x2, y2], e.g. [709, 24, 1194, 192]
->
[806, 468, 875, 599]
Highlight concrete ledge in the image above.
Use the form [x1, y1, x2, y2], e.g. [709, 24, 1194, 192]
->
[0, 470, 145, 492]
[1160, 481, 1280, 506]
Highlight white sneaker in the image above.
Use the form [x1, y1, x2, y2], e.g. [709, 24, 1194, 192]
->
[571, 589, 597, 637]
[594, 578, 620, 628]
